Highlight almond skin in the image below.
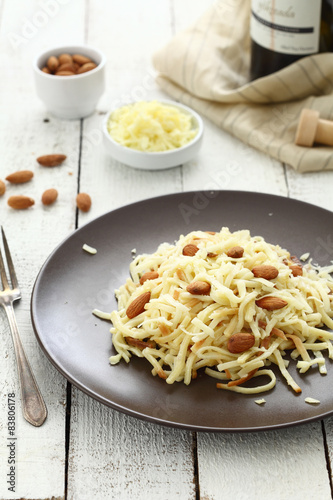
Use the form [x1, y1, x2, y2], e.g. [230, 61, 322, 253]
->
[47, 55, 59, 72]
[8, 195, 34, 209]
[290, 255, 302, 266]
[76, 192, 92, 212]
[187, 281, 211, 295]
[6, 170, 34, 184]
[139, 271, 159, 285]
[252, 265, 279, 280]
[126, 336, 156, 349]
[42, 188, 58, 206]
[72, 54, 92, 65]
[0, 180, 6, 196]
[182, 244, 199, 256]
[227, 246, 244, 258]
[77, 62, 97, 74]
[58, 53, 73, 65]
[227, 332, 255, 354]
[55, 70, 75, 76]
[37, 154, 67, 167]
[126, 292, 151, 319]
[290, 264, 303, 277]
[207, 252, 218, 258]
[255, 296, 288, 310]
[56, 62, 76, 72]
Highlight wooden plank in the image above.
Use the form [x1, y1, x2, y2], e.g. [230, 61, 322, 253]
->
[68, 392, 196, 500]
[67, 1, 197, 499]
[182, 119, 287, 196]
[197, 423, 332, 500]
[0, 1, 85, 498]
[286, 165, 333, 212]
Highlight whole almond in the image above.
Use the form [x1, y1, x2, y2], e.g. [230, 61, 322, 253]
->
[227, 246, 244, 258]
[8, 195, 34, 210]
[72, 54, 92, 65]
[126, 292, 151, 319]
[58, 53, 73, 65]
[56, 62, 76, 72]
[76, 192, 91, 212]
[55, 70, 75, 76]
[77, 62, 97, 74]
[252, 265, 279, 280]
[290, 264, 303, 277]
[47, 55, 59, 72]
[0, 180, 6, 196]
[255, 296, 288, 310]
[42, 188, 58, 206]
[187, 281, 211, 295]
[182, 244, 199, 256]
[42, 66, 51, 74]
[139, 271, 159, 285]
[37, 154, 67, 167]
[6, 170, 34, 184]
[227, 332, 255, 354]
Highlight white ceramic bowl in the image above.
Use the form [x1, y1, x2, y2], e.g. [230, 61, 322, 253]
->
[33, 45, 106, 120]
[102, 100, 204, 170]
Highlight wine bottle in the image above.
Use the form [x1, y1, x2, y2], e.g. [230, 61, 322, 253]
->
[320, 0, 333, 51]
[250, 1, 333, 81]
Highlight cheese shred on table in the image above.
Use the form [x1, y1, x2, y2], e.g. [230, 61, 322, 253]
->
[108, 228, 333, 395]
[107, 100, 198, 152]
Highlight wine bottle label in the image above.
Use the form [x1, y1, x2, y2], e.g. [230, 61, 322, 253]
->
[251, 0, 321, 55]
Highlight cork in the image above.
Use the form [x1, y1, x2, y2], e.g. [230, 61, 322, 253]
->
[295, 109, 333, 147]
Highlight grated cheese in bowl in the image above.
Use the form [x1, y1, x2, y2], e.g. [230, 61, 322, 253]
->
[106, 100, 199, 152]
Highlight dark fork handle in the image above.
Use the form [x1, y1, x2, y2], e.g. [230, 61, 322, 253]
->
[4, 303, 47, 426]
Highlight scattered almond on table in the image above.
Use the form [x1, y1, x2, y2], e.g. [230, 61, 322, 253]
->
[41, 53, 97, 76]
[6, 170, 34, 184]
[76, 192, 92, 212]
[42, 188, 58, 206]
[0, 180, 6, 196]
[37, 154, 67, 167]
[1, 154, 92, 212]
[7, 195, 35, 209]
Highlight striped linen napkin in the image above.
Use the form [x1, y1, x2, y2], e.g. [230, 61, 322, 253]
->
[152, 0, 333, 173]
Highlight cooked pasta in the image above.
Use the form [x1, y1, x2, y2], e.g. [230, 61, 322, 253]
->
[106, 228, 333, 394]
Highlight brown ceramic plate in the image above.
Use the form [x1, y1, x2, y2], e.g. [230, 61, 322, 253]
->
[31, 191, 333, 432]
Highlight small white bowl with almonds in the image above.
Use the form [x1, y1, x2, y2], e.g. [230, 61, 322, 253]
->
[33, 45, 106, 120]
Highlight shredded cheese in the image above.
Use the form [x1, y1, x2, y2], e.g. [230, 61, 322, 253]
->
[104, 227, 333, 395]
[304, 397, 320, 404]
[92, 309, 112, 320]
[107, 100, 198, 152]
[82, 243, 97, 254]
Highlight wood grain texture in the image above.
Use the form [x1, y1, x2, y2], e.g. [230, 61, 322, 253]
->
[67, 390, 196, 500]
[0, 0, 84, 498]
[67, 3, 195, 499]
[197, 423, 332, 500]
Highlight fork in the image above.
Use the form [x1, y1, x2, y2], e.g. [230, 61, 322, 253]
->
[0, 227, 47, 426]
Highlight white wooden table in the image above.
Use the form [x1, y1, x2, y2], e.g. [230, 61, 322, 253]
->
[1, 1, 333, 499]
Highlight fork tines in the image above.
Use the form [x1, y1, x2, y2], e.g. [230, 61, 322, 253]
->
[0, 227, 19, 291]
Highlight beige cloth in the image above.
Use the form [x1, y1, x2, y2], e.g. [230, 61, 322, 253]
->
[152, 0, 333, 173]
